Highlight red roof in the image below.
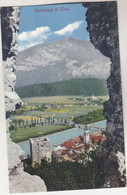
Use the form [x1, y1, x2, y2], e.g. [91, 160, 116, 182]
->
[90, 135, 106, 146]
[61, 134, 106, 151]
[53, 134, 106, 162]
[61, 136, 84, 149]
[61, 141, 75, 149]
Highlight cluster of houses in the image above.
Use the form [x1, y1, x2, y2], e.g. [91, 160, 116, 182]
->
[29, 128, 106, 166]
[52, 130, 106, 163]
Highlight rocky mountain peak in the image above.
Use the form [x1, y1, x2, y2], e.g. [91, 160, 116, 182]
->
[16, 38, 110, 87]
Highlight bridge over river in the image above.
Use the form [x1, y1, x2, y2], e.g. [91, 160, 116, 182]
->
[75, 124, 106, 132]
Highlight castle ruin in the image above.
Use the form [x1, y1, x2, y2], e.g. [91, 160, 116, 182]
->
[29, 137, 51, 166]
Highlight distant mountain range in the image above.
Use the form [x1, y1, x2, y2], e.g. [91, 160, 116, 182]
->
[15, 78, 108, 98]
[16, 38, 110, 87]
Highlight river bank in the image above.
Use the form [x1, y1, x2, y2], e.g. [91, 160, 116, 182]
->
[10, 118, 106, 143]
[10, 124, 74, 143]
[18, 120, 106, 154]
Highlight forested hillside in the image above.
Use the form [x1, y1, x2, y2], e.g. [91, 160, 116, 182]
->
[15, 78, 108, 98]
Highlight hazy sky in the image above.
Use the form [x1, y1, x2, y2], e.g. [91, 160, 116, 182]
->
[18, 3, 89, 51]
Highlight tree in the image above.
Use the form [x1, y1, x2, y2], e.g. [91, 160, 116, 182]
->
[9, 125, 15, 131]
[60, 118, 63, 125]
[47, 117, 51, 125]
[13, 119, 18, 129]
[18, 119, 23, 128]
[26, 119, 29, 127]
[24, 150, 104, 191]
[31, 117, 34, 125]
[64, 118, 67, 125]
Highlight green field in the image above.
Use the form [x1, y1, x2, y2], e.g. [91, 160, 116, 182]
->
[22, 95, 108, 105]
[10, 95, 108, 143]
[11, 96, 108, 121]
[10, 125, 73, 143]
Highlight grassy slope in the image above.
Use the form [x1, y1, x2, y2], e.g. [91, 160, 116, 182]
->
[10, 125, 73, 143]
[15, 78, 108, 98]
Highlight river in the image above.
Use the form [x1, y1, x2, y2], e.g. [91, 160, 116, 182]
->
[18, 120, 106, 155]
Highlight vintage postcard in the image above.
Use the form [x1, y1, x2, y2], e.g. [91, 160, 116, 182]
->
[0, 0, 127, 195]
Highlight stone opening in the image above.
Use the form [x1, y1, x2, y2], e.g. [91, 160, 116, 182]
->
[1, 1, 126, 193]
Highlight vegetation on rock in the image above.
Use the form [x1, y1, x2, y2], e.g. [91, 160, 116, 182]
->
[23, 151, 104, 191]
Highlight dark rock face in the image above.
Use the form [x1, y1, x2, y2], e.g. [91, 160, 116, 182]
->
[1, 7, 17, 57]
[1, 7, 14, 61]
[83, 1, 126, 187]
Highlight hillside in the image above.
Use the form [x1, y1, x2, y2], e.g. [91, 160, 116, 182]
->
[15, 78, 108, 98]
[16, 38, 110, 87]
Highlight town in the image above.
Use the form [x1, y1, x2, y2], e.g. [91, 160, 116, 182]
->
[29, 125, 106, 166]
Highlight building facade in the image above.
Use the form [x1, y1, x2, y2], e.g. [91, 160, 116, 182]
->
[29, 137, 51, 166]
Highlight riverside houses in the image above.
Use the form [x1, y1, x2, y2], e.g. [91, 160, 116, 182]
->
[52, 131, 106, 162]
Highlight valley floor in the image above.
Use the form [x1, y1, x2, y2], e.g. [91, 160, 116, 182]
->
[10, 95, 108, 143]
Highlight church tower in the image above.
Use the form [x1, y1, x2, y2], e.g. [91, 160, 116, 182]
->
[92, 93, 94, 100]
[84, 125, 90, 144]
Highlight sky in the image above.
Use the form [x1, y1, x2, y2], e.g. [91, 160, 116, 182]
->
[18, 3, 89, 51]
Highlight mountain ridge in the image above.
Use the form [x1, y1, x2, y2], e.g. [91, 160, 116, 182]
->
[16, 38, 110, 87]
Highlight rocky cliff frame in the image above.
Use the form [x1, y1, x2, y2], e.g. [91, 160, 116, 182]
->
[0, 0, 127, 195]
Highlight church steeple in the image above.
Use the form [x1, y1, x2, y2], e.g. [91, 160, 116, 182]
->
[92, 93, 97, 100]
[92, 93, 95, 100]
[84, 125, 90, 144]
